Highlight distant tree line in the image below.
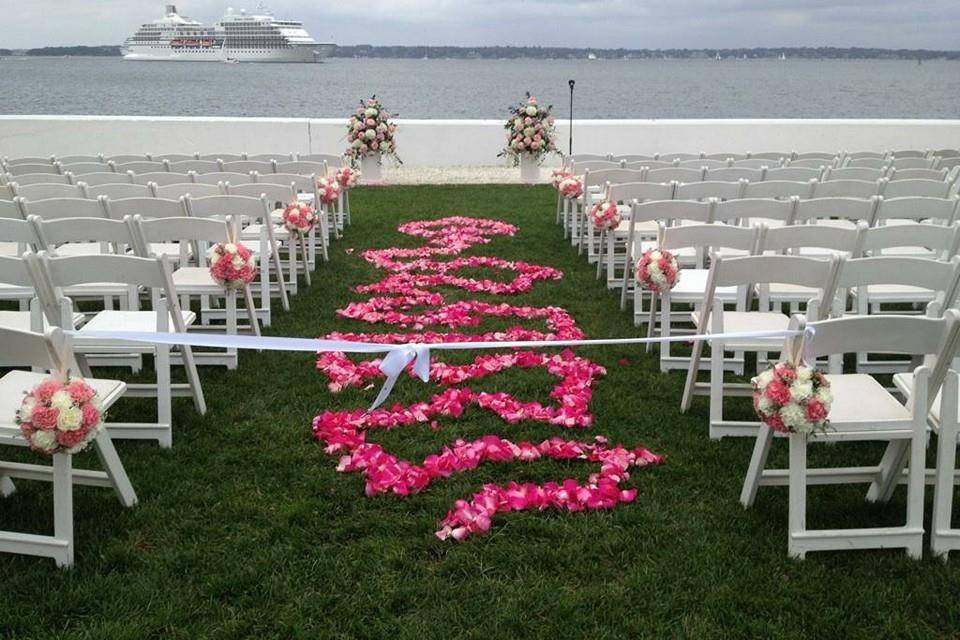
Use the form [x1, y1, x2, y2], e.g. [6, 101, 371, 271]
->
[4, 45, 959, 60]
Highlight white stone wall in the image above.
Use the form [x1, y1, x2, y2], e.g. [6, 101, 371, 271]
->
[2, 115, 959, 167]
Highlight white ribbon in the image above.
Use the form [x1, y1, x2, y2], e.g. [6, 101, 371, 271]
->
[67, 328, 809, 411]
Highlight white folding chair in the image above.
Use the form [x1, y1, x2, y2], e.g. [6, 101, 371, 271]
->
[764, 166, 822, 181]
[3, 173, 72, 187]
[131, 172, 188, 186]
[680, 254, 840, 439]
[192, 172, 253, 186]
[713, 196, 797, 228]
[254, 172, 330, 261]
[151, 182, 220, 199]
[823, 166, 888, 181]
[221, 161, 274, 175]
[0, 325, 137, 567]
[740, 312, 960, 559]
[31, 252, 206, 448]
[741, 180, 815, 200]
[11, 183, 88, 200]
[705, 167, 764, 182]
[793, 196, 878, 230]
[673, 180, 744, 202]
[882, 179, 952, 199]
[85, 183, 152, 200]
[73, 172, 132, 187]
[811, 179, 883, 199]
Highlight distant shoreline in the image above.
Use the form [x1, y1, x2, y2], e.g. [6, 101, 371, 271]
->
[4, 45, 960, 60]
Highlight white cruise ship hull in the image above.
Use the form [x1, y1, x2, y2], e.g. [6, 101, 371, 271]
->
[123, 43, 335, 63]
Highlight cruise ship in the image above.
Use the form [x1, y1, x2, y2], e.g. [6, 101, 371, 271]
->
[122, 4, 336, 63]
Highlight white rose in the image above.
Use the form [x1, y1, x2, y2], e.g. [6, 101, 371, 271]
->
[816, 387, 833, 405]
[19, 397, 37, 423]
[224, 243, 238, 255]
[650, 250, 662, 261]
[513, 118, 523, 129]
[648, 261, 662, 276]
[365, 107, 378, 118]
[377, 123, 387, 132]
[523, 126, 536, 138]
[231, 256, 245, 269]
[56, 406, 83, 432]
[780, 403, 808, 430]
[364, 129, 376, 140]
[352, 121, 362, 131]
[31, 429, 58, 452]
[352, 139, 363, 149]
[758, 396, 775, 415]
[754, 369, 775, 389]
[790, 381, 813, 402]
[796, 367, 813, 382]
[525, 105, 538, 116]
[50, 390, 74, 411]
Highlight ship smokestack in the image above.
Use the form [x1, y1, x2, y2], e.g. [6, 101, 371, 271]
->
[166, 4, 177, 14]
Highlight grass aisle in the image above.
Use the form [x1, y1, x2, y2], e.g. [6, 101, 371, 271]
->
[2, 185, 959, 639]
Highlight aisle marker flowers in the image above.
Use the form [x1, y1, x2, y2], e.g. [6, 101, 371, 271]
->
[590, 200, 620, 231]
[208, 242, 256, 289]
[346, 95, 401, 167]
[17, 375, 103, 455]
[335, 166, 361, 190]
[499, 93, 558, 165]
[752, 362, 832, 434]
[636, 248, 680, 293]
[281, 201, 318, 234]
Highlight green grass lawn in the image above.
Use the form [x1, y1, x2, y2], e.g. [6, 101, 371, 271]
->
[2, 185, 960, 639]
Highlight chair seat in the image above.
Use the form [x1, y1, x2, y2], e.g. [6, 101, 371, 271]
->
[0, 370, 126, 429]
[0, 311, 84, 332]
[695, 310, 790, 349]
[764, 282, 821, 301]
[242, 224, 289, 240]
[669, 269, 739, 301]
[148, 242, 191, 260]
[78, 309, 195, 334]
[827, 373, 912, 424]
[872, 246, 938, 259]
[617, 219, 658, 236]
[172, 267, 225, 295]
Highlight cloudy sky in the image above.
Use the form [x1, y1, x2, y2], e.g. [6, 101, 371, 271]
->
[2, 0, 958, 49]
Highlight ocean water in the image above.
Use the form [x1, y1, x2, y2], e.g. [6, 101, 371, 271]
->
[2, 56, 959, 119]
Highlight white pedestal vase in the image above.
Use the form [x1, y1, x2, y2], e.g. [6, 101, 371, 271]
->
[519, 154, 541, 185]
[360, 155, 384, 184]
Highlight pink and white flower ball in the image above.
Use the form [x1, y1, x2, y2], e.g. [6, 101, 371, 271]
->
[208, 242, 257, 289]
[589, 200, 620, 231]
[317, 177, 342, 205]
[335, 167, 360, 190]
[281, 202, 317, 234]
[752, 362, 833, 434]
[558, 177, 584, 199]
[550, 168, 572, 190]
[635, 248, 680, 293]
[17, 376, 103, 455]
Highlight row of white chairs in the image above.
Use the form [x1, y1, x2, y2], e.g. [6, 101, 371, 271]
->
[1, 151, 345, 167]
[1, 159, 339, 180]
[566, 148, 960, 169]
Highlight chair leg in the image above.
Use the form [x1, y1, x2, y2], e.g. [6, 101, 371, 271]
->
[659, 294, 671, 366]
[156, 343, 172, 449]
[645, 293, 657, 353]
[52, 453, 74, 568]
[243, 285, 262, 338]
[299, 234, 311, 287]
[269, 237, 291, 313]
[709, 340, 725, 440]
[866, 440, 909, 503]
[740, 424, 775, 507]
[180, 344, 207, 415]
[905, 428, 926, 559]
[680, 338, 705, 413]
[787, 432, 808, 560]
[932, 421, 958, 559]
[226, 290, 238, 369]
[92, 431, 138, 508]
[596, 231, 604, 279]
[0, 475, 15, 497]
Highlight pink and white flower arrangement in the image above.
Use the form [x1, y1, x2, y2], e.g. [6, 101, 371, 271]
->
[281, 201, 317, 234]
[499, 93, 558, 166]
[335, 166, 361, 190]
[635, 248, 680, 293]
[551, 168, 573, 190]
[752, 362, 832, 434]
[558, 176, 584, 199]
[17, 375, 103, 455]
[316, 176, 342, 205]
[590, 200, 620, 231]
[346, 95, 400, 167]
[208, 242, 256, 289]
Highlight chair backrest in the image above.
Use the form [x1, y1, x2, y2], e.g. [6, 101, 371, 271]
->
[613, 154, 655, 162]
[0, 253, 38, 288]
[192, 172, 251, 186]
[0, 199, 23, 220]
[6, 163, 61, 177]
[60, 162, 109, 176]
[891, 157, 937, 169]
[732, 158, 779, 169]
[152, 182, 221, 199]
[673, 180, 743, 201]
[225, 181, 297, 204]
[297, 153, 343, 166]
[657, 152, 701, 162]
[873, 196, 960, 225]
[630, 199, 714, 225]
[750, 151, 792, 161]
[29, 216, 135, 252]
[711, 253, 839, 292]
[823, 166, 887, 181]
[103, 196, 185, 221]
[660, 223, 760, 256]
[104, 154, 149, 164]
[760, 221, 867, 255]
[890, 150, 929, 159]
[130, 214, 233, 258]
[197, 153, 244, 162]
[274, 161, 326, 176]
[741, 180, 814, 199]
[3, 173, 72, 187]
[3, 156, 54, 166]
[646, 167, 705, 183]
[12, 183, 88, 200]
[85, 183, 153, 200]
[582, 169, 644, 189]
[0, 218, 35, 246]
[56, 155, 104, 164]
[74, 171, 133, 187]
[0, 325, 73, 373]
[887, 168, 948, 182]
[835, 257, 960, 314]
[786, 158, 831, 169]
[793, 152, 838, 161]
[131, 171, 190, 186]
[572, 160, 623, 173]
[882, 178, 951, 199]
[183, 194, 269, 222]
[0, 184, 13, 201]
[254, 172, 317, 194]
[622, 160, 675, 170]
[764, 166, 822, 181]
[939, 157, 960, 171]
[703, 152, 748, 161]
[846, 157, 889, 169]
[249, 152, 295, 162]
[605, 181, 675, 204]
[221, 161, 274, 175]
[714, 197, 797, 224]
[704, 167, 763, 182]
[167, 160, 220, 174]
[812, 179, 882, 199]
[862, 223, 960, 259]
[20, 197, 106, 221]
[678, 159, 728, 169]
[794, 196, 878, 226]
[112, 160, 167, 174]
[151, 153, 195, 162]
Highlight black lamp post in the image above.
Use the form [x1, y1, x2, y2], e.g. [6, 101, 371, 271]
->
[568, 79, 575, 156]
